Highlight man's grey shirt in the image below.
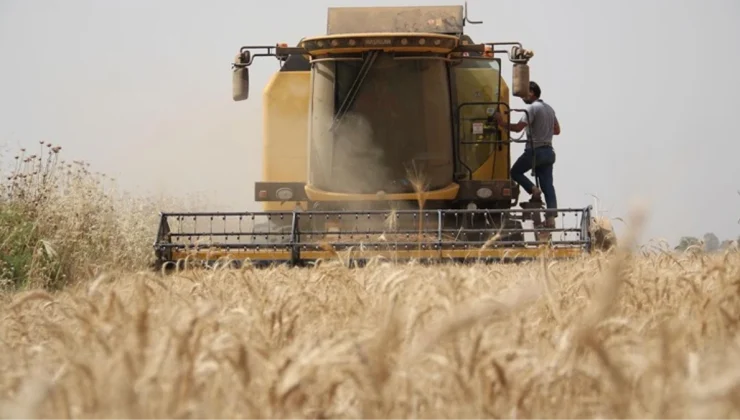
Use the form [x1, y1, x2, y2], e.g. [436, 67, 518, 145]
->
[519, 99, 558, 150]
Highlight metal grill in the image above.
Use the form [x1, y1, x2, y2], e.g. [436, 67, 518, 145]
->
[153, 206, 593, 268]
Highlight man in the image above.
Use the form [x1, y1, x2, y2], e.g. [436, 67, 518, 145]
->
[495, 81, 560, 231]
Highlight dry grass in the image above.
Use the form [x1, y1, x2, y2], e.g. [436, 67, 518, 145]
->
[0, 144, 208, 289]
[2, 145, 740, 418]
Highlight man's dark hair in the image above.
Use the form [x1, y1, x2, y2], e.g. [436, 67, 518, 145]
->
[529, 81, 541, 98]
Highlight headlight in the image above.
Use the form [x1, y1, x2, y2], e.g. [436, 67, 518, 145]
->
[276, 187, 294, 201]
[476, 187, 493, 199]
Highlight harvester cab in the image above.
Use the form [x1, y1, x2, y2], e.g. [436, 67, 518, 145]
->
[153, 3, 606, 270]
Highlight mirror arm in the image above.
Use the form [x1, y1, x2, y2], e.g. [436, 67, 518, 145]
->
[233, 45, 310, 68]
[452, 42, 533, 64]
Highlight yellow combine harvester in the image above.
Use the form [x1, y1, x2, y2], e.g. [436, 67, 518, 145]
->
[153, 3, 604, 269]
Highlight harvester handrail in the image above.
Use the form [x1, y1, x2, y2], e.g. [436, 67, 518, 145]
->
[159, 208, 591, 216]
[159, 211, 294, 217]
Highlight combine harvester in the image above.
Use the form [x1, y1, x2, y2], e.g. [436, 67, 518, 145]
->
[153, 3, 613, 270]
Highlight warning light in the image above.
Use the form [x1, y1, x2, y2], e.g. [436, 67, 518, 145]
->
[259, 190, 268, 199]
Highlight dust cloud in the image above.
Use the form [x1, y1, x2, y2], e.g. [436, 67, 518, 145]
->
[307, 105, 430, 240]
[312, 107, 430, 218]
[328, 112, 394, 196]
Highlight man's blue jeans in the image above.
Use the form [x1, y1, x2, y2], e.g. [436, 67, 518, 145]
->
[511, 146, 557, 212]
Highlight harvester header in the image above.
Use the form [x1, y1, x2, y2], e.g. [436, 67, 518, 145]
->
[153, 3, 609, 270]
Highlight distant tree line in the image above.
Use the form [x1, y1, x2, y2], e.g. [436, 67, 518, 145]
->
[674, 233, 739, 252]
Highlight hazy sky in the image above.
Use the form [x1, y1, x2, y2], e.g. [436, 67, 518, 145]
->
[1, 0, 739, 245]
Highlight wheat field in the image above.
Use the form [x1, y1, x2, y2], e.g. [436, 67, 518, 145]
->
[1, 146, 740, 419]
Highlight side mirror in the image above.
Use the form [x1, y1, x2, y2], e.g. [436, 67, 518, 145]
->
[512, 63, 529, 98]
[232, 52, 250, 101]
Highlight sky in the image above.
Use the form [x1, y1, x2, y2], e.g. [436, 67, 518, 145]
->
[0, 0, 739, 246]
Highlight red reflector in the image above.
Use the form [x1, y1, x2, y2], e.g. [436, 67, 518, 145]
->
[258, 190, 268, 198]
[503, 188, 511, 196]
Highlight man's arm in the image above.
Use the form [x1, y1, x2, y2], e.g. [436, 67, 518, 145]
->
[554, 116, 560, 135]
[495, 112, 528, 133]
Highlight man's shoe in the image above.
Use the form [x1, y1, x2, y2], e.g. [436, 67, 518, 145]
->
[544, 216, 556, 228]
[531, 186, 543, 201]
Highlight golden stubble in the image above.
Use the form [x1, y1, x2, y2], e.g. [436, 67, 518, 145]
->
[0, 241, 739, 418]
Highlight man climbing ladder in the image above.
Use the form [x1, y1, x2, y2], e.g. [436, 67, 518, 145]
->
[495, 81, 561, 239]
